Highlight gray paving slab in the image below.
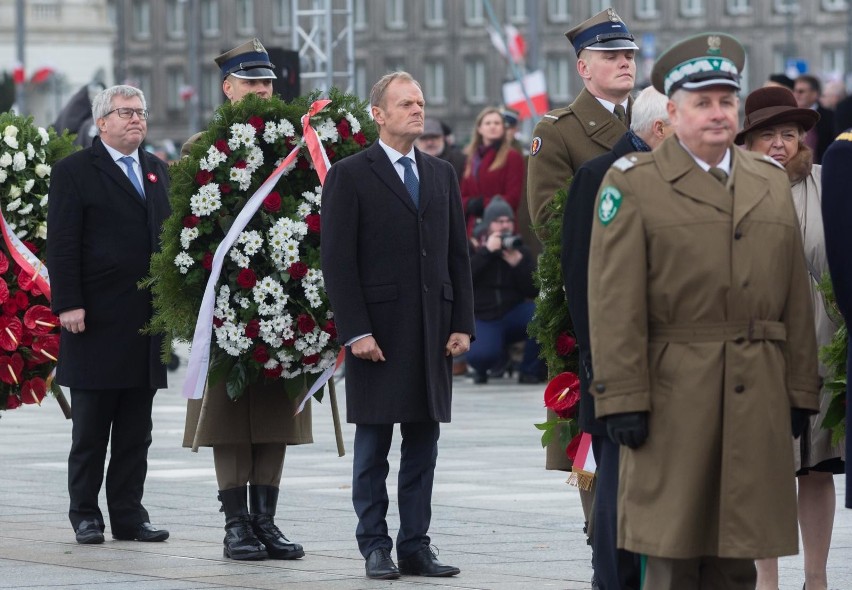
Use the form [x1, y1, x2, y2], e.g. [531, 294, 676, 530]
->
[1, 342, 852, 589]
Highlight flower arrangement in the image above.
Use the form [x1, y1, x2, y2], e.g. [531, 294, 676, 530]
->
[146, 90, 376, 400]
[818, 274, 847, 444]
[0, 112, 77, 413]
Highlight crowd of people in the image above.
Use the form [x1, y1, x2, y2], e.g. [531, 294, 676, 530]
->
[41, 4, 852, 588]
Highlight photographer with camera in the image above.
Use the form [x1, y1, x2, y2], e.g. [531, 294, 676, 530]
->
[466, 197, 544, 385]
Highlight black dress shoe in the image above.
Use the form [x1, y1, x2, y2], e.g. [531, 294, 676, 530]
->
[113, 522, 169, 542]
[75, 520, 104, 544]
[365, 547, 400, 580]
[398, 546, 460, 577]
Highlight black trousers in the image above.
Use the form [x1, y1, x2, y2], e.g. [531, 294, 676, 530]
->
[591, 433, 641, 590]
[352, 421, 440, 559]
[68, 387, 156, 531]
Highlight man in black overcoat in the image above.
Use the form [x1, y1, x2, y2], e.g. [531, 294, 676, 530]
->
[321, 72, 474, 580]
[47, 85, 170, 544]
[561, 86, 671, 590]
[821, 129, 852, 509]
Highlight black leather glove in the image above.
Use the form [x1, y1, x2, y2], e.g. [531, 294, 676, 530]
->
[791, 408, 811, 439]
[605, 411, 649, 449]
[466, 196, 484, 218]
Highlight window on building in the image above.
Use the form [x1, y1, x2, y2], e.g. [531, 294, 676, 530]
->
[201, 0, 219, 34]
[355, 60, 368, 101]
[546, 55, 571, 102]
[821, 0, 846, 11]
[128, 69, 151, 102]
[465, 0, 484, 25]
[636, 0, 659, 19]
[201, 68, 222, 110]
[773, 0, 799, 14]
[166, 0, 186, 38]
[354, 0, 368, 30]
[31, 2, 60, 20]
[589, 0, 607, 13]
[425, 0, 445, 26]
[507, 0, 527, 23]
[680, 0, 704, 16]
[739, 46, 751, 96]
[272, 0, 291, 30]
[823, 47, 845, 78]
[424, 61, 446, 105]
[385, 57, 406, 73]
[167, 69, 186, 111]
[386, 0, 405, 29]
[726, 0, 751, 14]
[772, 48, 787, 74]
[131, 0, 150, 38]
[464, 58, 487, 103]
[236, 0, 254, 32]
[547, 0, 570, 23]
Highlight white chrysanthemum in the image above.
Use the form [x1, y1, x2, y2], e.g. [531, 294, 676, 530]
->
[252, 276, 288, 316]
[12, 152, 26, 171]
[314, 118, 339, 143]
[269, 249, 286, 270]
[268, 219, 295, 249]
[180, 226, 199, 249]
[3, 125, 18, 138]
[228, 248, 250, 269]
[26, 143, 35, 160]
[238, 229, 263, 256]
[36, 222, 47, 240]
[264, 359, 279, 370]
[7, 187, 21, 200]
[23, 179, 34, 193]
[190, 183, 222, 216]
[0, 153, 12, 168]
[229, 167, 251, 191]
[18, 203, 32, 215]
[200, 145, 227, 171]
[3, 136, 18, 150]
[279, 119, 296, 137]
[302, 187, 322, 206]
[39, 194, 48, 207]
[38, 127, 49, 145]
[245, 146, 264, 172]
[174, 251, 194, 273]
[304, 268, 323, 286]
[34, 163, 51, 178]
[297, 202, 312, 218]
[282, 238, 300, 261]
[0, 169, 6, 183]
[214, 320, 253, 356]
[292, 220, 308, 238]
[228, 123, 257, 150]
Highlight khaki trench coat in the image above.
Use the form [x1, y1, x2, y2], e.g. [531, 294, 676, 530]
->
[183, 378, 313, 448]
[587, 137, 820, 560]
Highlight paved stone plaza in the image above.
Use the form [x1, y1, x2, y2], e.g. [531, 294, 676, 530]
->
[0, 350, 850, 589]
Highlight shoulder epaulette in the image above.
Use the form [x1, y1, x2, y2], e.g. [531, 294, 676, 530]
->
[541, 106, 573, 122]
[611, 152, 653, 173]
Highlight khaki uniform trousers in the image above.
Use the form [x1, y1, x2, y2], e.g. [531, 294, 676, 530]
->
[213, 443, 286, 490]
[644, 555, 756, 590]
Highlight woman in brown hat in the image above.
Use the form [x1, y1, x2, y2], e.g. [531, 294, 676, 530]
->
[738, 86, 844, 590]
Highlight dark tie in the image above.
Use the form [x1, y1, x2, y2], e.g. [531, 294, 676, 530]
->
[708, 167, 728, 185]
[398, 156, 420, 208]
[613, 104, 627, 125]
[119, 156, 145, 199]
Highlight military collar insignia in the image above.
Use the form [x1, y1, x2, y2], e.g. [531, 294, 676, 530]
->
[597, 186, 623, 225]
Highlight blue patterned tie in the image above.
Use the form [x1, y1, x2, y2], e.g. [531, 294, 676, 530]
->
[398, 156, 420, 208]
[119, 156, 145, 199]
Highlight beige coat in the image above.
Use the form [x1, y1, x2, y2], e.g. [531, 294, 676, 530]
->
[588, 137, 820, 559]
[789, 162, 845, 470]
[183, 378, 313, 448]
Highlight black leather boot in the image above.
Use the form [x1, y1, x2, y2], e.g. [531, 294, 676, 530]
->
[218, 486, 268, 560]
[249, 484, 305, 559]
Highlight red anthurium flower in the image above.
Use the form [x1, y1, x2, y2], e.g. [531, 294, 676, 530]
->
[263, 191, 282, 212]
[566, 433, 583, 461]
[0, 278, 9, 304]
[556, 333, 577, 356]
[296, 313, 315, 334]
[245, 318, 260, 339]
[305, 214, 321, 234]
[252, 344, 270, 364]
[14, 290, 28, 308]
[0, 316, 23, 351]
[301, 353, 319, 365]
[237, 268, 257, 289]
[22, 240, 37, 254]
[288, 261, 308, 280]
[23, 305, 56, 335]
[2, 300, 17, 316]
[0, 250, 9, 274]
[147, 172, 158, 183]
[0, 353, 24, 384]
[20, 377, 47, 405]
[248, 115, 265, 133]
[17, 268, 34, 292]
[6, 392, 21, 409]
[544, 372, 581, 419]
[32, 333, 58, 363]
[195, 169, 214, 185]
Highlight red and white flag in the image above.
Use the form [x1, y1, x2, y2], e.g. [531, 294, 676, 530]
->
[502, 70, 549, 120]
[567, 432, 597, 490]
[12, 61, 25, 85]
[30, 66, 55, 84]
[487, 24, 527, 64]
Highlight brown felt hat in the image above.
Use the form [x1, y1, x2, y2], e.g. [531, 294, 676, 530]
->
[734, 86, 820, 145]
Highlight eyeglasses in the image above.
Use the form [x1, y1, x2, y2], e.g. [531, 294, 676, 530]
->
[104, 107, 149, 120]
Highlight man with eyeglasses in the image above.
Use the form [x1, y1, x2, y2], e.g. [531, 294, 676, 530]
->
[47, 84, 172, 545]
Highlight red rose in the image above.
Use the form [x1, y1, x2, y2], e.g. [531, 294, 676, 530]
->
[543, 372, 581, 420]
[0, 251, 8, 274]
[245, 318, 260, 339]
[14, 290, 28, 308]
[214, 139, 231, 155]
[322, 320, 337, 340]
[219, 183, 232, 194]
[305, 214, 321, 234]
[296, 313, 316, 334]
[301, 353, 319, 365]
[234, 160, 247, 169]
[296, 157, 310, 170]
[252, 344, 270, 364]
[337, 118, 351, 139]
[264, 366, 283, 378]
[282, 337, 296, 347]
[263, 191, 282, 212]
[236, 268, 257, 289]
[248, 115, 265, 133]
[202, 251, 214, 270]
[353, 131, 366, 146]
[288, 261, 308, 280]
[213, 316, 224, 328]
[183, 215, 200, 228]
[566, 433, 582, 462]
[325, 145, 336, 160]
[556, 333, 577, 356]
[195, 170, 213, 185]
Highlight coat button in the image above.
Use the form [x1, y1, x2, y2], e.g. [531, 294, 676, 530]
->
[422, 249, 427, 256]
[735, 336, 745, 344]
[734, 384, 745, 393]
[734, 230, 742, 240]
[595, 383, 606, 393]
[423, 285, 428, 292]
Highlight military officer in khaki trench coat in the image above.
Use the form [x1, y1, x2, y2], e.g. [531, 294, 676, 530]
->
[181, 39, 313, 562]
[587, 33, 821, 589]
[526, 7, 637, 236]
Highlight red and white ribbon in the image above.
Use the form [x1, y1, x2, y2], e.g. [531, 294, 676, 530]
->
[182, 99, 335, 401]
[567, 432, 597, 490]
[0, 210, 51, 300]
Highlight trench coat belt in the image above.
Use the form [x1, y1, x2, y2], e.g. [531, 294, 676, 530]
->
[648, 319, 787, 343]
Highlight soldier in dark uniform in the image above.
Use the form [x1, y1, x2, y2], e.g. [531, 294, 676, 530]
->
[526, 7, 638, 235]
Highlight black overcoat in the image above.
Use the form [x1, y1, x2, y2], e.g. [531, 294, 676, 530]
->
[561, 133, 639, 436]
[47, 136, 169, 390]
[321, 142, 474, 424]
[821, 131, 852, 508]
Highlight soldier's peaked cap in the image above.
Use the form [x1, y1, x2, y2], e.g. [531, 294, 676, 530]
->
[652, 33, 745, 97]
[215, 38, 277, 80]
[565, 8, 639, 56]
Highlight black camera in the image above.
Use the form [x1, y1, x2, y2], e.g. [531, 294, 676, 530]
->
[500, 234, 523, 250]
